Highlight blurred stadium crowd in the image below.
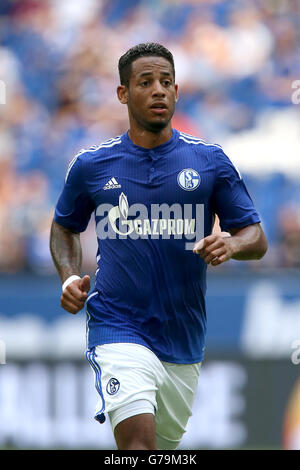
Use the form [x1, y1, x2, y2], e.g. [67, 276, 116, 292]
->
[0, 0, 300, 273]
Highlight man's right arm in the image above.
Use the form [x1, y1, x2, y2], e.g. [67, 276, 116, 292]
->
[50, 220, 90, 314]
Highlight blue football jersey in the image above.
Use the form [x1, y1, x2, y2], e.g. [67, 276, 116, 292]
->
[54, 129, 260, 363]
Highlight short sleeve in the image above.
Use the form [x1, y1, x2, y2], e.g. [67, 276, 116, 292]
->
[211, 148, 260, 232]
[54, 153, 94, 233]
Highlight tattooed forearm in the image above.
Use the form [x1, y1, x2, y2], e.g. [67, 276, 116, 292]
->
[50, 220, 82, 283]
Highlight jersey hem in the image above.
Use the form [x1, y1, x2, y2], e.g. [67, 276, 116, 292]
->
[220, 214, 260, 233]
[88, 338, 204, 365]
[53, 214, 84, 233]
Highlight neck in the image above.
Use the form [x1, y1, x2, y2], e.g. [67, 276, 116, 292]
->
[128, 124, 173, 149]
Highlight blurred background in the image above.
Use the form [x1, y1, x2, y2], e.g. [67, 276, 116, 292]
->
[0, 0, 300, 450]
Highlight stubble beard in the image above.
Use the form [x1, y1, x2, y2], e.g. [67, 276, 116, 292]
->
[128, 103, 175, 134]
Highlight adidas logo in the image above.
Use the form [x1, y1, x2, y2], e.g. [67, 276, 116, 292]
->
[103, 177, 121, 190]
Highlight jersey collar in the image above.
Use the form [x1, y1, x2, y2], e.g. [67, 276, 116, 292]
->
[123, 128, 179, 156]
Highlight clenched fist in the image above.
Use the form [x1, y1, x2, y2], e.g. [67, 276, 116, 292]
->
[61, 275, 90, 314]
[193, 233, 233, 266]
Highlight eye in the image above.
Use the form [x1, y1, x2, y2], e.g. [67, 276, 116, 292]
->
[162, 80, 172, 87]
[140, 81, 149, 87]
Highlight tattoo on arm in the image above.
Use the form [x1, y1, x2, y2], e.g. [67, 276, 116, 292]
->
[49, 220, 82, 283]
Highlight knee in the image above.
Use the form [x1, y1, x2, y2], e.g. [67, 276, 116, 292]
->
[122, 436, 157, 450]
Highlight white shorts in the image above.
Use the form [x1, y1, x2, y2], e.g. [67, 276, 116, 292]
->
[86, 343, 201, 450]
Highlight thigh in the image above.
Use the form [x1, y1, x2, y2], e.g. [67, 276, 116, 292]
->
[155, 362, 201, 450]
[114, 412, 157, 450]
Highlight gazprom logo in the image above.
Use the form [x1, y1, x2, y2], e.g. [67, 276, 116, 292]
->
[177, 169, 201, 191]
[96, 192, 204, 250]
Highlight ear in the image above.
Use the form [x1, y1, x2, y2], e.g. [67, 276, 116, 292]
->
[117, 85, 128, 105]
[174, 84, 179, 102]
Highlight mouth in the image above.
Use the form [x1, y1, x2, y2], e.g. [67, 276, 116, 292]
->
[150, 102, 168, 114]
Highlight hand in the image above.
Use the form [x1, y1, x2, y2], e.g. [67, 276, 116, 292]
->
[193, 233, 233, 266]
[61, 275, 90, 314]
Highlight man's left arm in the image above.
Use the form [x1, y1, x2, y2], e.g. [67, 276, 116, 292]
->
[193, 222, 268, 266]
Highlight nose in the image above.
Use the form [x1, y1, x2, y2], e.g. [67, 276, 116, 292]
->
[152, 80, 166, 97]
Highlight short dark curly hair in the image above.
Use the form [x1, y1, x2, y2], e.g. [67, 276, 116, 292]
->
[118, 43, 175, 87]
